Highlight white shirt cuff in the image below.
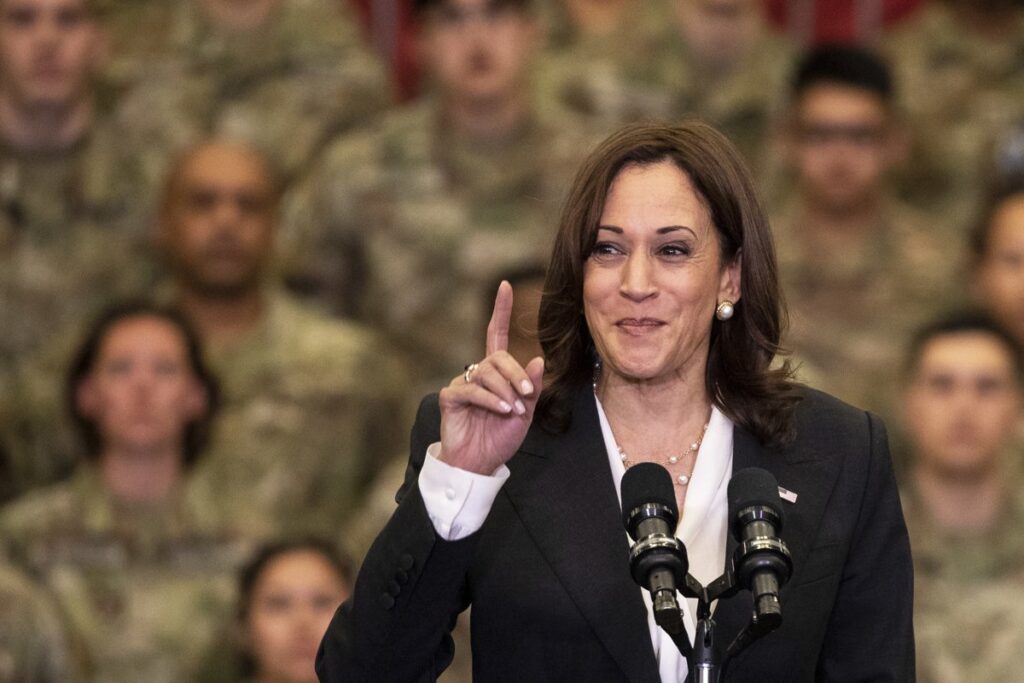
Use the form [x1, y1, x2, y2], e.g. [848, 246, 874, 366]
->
[418, 442, 510, 541]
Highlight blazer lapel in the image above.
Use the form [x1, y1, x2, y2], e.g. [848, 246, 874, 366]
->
[503, 388, 662, 683]
[712, 423, 839, 658]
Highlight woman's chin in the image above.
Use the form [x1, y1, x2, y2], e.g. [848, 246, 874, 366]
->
[607, 359, 675, 384]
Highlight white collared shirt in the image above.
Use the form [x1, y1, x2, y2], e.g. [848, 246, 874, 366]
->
[418, 396, 734, 683]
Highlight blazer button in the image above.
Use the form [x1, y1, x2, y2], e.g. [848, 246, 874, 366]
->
[399, 554, 415, 571]
[379, 593, 395, 610]
[395, 569, 409, 585]
[387, 580, 402, 597]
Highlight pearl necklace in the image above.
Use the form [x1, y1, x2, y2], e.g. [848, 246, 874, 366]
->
[617, 419, 710, 486]
[592, 361, 710, 486]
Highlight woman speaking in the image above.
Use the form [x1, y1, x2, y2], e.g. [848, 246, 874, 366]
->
[317, 122, 914, 681]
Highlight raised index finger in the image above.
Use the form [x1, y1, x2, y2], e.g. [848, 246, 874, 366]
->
[486, 280, 513, 356]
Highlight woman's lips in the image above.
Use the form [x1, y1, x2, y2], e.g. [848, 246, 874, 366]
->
[616, 318, 665, 334]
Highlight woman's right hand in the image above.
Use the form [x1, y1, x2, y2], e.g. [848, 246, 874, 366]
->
[437, 281, 545, 475]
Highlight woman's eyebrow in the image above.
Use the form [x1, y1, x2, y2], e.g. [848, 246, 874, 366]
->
[596, 225, 693, 234]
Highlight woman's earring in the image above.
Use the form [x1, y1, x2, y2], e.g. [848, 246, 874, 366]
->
[716, 301, 735, 321]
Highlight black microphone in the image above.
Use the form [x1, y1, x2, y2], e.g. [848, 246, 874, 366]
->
[621, 463, 688, 635]
[727, 468, 793, 632]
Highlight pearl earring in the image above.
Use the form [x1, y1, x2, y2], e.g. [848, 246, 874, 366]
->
[716, 300, 735, 321]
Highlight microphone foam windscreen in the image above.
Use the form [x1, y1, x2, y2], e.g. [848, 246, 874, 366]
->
[621, 462, 678, 528]
[727, 467, 783, 524]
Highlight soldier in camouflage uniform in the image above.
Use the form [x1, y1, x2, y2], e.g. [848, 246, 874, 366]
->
[285, 0, 599, 383]
[535, 0, 796, 172]
[0, 303, 250, 683]
[0, 0, 157, 501]
[882, 0, 1024, 234]
[0, 559, 83, 682]
[158, 140, 410, 540]
[83, 0, 167, 112]
[898, 313, 1024, 683]
[538, 0, 671, 52]
[770, 45, 959, 422]
[534, 0, 679, 126]
[111, 0, 391, 189]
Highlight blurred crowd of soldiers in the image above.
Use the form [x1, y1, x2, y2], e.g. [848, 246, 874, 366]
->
[2, 0, 1024, 680]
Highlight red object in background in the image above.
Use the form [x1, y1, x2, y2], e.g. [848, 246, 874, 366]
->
[347, 0, 420, 101]
[763, 0, 925, 44]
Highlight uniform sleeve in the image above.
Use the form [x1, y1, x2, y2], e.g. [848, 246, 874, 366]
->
[0, 565, 86, 683]
[316, 395, 484, 683]
[816, 412, 916, 681]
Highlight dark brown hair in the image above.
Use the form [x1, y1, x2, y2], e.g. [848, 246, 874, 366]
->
[903, 310, 1024, 385]
[791, 43, 893, 104]
[66, 301, 219, 467]
[236, 537, 354, 676]
[536, 121, 801, 447]
[237, 538, 354, 621]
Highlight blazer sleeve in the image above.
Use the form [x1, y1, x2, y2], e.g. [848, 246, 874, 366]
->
[316, 394, 477, 683]
[816, 412, 915, 681]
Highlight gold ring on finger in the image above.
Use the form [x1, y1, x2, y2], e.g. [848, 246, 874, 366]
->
[463, 362, 480, 383]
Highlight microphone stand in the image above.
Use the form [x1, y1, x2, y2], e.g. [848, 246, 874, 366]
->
[663, 566, 780, 683]
[683, 572, 736, 683]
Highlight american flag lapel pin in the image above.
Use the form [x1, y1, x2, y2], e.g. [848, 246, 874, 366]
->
[778, 486, 798, 504]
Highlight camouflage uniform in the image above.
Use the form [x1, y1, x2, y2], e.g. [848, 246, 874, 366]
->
[883, 3, 1024, 231]
[113, 0, 391, 186]
[284, 101, 597, 381]
[534, 0, 679, 124]
[94, 0, 176, 112]
[0, 465, 250, 683]
[772, 195, 961, 421]
[0, 122, 157, 502]
[537, 0, 674, 53]
[902, 482, 1024, 683]
[0, 560, 83, 683]
[536, 9, 796, 172]
[184, 290, 412, 541]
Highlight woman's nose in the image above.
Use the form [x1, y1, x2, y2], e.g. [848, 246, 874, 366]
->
[619, 253, 657, 301]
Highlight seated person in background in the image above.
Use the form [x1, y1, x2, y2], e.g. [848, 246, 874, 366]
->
[971, 179, 1024, 354]
[899, 312, 1024, 683]
[771, 43, 958, 421]
[158, 140, 409, 540]
[0, 558, 84, 682]
[537, 0, 678, 120]
[0, 302, 250, 683]
[538, 0, 796, 172]
[203, 538, 353, 683]
[110, 0, 389, 185]
[0, 0, 155, 500]
[541, 0, 672, 52]
[284, 0, 598, 382]
[883, 0, 1024, 232]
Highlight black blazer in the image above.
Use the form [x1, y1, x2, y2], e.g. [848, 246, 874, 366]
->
[318, 386, 914, 682]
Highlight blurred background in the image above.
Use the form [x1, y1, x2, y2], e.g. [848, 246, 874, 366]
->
[2, 0, 1023, 681]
